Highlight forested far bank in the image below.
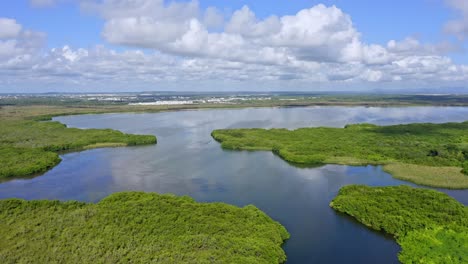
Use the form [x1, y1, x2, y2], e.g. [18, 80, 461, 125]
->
[212, 121, 468, 188]
[0, 107, 156, 179]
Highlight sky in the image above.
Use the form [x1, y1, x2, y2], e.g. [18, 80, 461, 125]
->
[0, 0, 468, 93]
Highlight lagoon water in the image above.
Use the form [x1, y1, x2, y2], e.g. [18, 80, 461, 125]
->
[1, 106, 468, 263]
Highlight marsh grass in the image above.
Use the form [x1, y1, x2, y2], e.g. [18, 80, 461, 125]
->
[83, 142, 128, 149]
[383, 163, 468, 189]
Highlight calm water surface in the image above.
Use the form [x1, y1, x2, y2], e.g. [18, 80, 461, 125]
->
[1, 106, 468, 263]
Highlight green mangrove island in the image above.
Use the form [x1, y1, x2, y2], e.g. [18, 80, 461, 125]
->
[0, 108, 156, 179]
[212, 121, 468, 188]
[330, 185, 468, 263]
[0, 192, 289, 263]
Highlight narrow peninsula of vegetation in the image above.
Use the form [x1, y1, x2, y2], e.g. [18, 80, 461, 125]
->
[330, 185, 468, 263]
[212, 121, 468, 188]
[0, 108, 156, 179]
[0, 192, 289, 263]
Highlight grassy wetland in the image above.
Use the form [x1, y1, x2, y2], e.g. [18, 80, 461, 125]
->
[0, 192, 289, 263]
[212, 121, 468, 188]
[330, 185, 468, 263]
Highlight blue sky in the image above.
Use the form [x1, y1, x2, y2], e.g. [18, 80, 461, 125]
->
[2, 1, 459, 51]
[0, 0, 467, 92]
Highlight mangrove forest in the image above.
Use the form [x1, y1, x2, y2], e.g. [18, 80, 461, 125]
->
[330, 185, 468, 263]
[212, 121, 468, 188]
[0, 192, 289, 263]
[0, 108, 156, 179]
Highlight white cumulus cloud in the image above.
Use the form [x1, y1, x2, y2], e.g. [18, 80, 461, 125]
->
[0, 18, 22, 39]
[0, 18, 45, 60]
[3, 2, 468, 92]
[444, 0, 468, 39]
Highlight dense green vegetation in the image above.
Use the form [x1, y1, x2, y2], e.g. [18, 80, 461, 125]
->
[330, 185, 468, 263]
[0, 192, 289, 263]
[0, 115, 156, 179]
[212, 122, 468, 188]
[330, 185, 468, 236]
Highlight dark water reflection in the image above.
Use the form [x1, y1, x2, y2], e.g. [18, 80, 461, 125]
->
[1, 106, 468, 264]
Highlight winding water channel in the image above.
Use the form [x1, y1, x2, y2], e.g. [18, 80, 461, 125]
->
[1, 106, 467, 263]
